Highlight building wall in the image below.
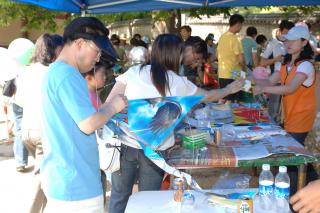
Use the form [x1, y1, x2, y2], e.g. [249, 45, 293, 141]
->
[0, 19, 64, 47]
[108, 13, 320, 42]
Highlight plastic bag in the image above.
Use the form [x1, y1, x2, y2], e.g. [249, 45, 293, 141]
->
[212, 171, 251, 190]
[96, 125, 121, 173]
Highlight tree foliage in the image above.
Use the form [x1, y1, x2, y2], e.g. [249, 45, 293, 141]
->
[96, 11, 152, 24]
[0, 0, 66, 34]
[1, 0, 320, 36]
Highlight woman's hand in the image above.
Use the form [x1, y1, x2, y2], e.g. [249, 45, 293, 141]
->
[226, 78, 245, 94]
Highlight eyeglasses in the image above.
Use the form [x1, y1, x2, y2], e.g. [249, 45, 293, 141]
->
[86, 40, 101, 58]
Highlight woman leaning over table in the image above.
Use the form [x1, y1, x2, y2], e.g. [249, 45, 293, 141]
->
[253, 25, 317, 195]
[253, 25, 316, 144]
[106, 33, 244, 213]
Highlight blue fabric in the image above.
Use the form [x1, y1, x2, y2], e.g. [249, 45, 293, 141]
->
[40, 61, 101, 201]
[242, 37, 257, 68]
[13, 0, 320, 14]
[12, 103, 28, 167]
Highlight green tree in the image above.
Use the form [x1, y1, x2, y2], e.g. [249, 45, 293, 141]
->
[97, 7, 231, 34]
[0, 0, 66, 37]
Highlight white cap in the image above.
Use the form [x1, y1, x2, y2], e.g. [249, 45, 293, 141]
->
[262, 164, 270, 171]
[282, 26, 310, 41]
[279, 166, 287, 173]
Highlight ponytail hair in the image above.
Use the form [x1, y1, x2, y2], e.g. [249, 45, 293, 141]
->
[295, 39, 314, 63]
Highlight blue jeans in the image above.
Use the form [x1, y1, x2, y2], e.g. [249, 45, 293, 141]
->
[12, 103, 28, 167]
[109, 145, 165, 213]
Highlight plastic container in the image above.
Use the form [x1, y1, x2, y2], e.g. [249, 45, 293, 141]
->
[258, 164, 274, 211]
[274, 166, 290, 212]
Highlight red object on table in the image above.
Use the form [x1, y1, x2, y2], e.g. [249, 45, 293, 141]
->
[203, 63, 219, 89]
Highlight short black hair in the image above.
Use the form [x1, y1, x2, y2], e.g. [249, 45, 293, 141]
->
[256, 34, 267, 45]
[133, 33, 141, 40]
[111, 37, 120, 45]
[279, 20, 294, 32]
[246, 26, 258, 37]
[184, 36, 208, 59]
[83, 62, 105, 77]
[180, 25, 192, 33]
[110, 34, 119, 41]
[130, 38, 147, 49]
[229, 14, 244, 27]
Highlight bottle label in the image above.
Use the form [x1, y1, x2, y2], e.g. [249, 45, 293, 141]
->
[259, 184, 273, 196]
[275, 186, 289, 198]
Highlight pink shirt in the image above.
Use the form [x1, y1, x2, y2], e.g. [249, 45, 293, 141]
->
[89, 90, 101, 110]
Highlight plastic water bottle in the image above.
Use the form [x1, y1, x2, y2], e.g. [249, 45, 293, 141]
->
[259, 164, 274, 211]
[180, 190, 195, 212]
[275, 166, 290, 212]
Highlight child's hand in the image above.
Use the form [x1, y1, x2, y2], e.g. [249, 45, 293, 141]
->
[110, 94, 128, 113]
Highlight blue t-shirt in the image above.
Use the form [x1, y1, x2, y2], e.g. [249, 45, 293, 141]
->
[40, 61, 102, 201]
[241, 36, 257, 68]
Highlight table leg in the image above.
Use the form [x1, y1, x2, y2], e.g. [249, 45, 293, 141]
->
[297, 164, 307, 190]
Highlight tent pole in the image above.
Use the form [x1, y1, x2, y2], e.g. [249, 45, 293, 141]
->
[81, 10, 86, 17]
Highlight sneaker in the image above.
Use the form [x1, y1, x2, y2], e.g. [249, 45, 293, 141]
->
[16, 166, 26, 172]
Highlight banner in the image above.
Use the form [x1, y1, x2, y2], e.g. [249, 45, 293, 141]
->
[106, 96, 203, 189]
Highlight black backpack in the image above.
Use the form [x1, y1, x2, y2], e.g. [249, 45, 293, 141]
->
[2, 79, 16, 97]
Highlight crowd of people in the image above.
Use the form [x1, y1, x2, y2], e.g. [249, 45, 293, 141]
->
[1, 13, 320, 213]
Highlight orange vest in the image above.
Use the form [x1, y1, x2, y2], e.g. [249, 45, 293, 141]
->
[280, 61, 316, 133]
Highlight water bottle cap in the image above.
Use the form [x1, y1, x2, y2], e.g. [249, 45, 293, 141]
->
[279, 166, 287, 173]
[262, 164, 270, 170]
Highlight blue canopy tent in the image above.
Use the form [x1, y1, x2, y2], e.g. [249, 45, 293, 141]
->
[12, 0, 320, 14]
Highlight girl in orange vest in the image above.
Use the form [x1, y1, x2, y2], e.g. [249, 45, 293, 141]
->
[254, 25, 317, 196]
[253, 26, 316, 144]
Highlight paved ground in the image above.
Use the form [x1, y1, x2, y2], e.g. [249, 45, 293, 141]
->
[0, 102, 36, 212]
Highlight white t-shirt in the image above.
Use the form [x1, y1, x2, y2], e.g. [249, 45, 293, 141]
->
[116, 64, 198, 150]
[278, 61, 315, 87]
[261, 38, 287, 72]
[20, 63, 48, 132]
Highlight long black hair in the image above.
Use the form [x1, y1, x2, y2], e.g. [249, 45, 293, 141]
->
[148, 34, 183, 96]
[283, 39, 314, 65]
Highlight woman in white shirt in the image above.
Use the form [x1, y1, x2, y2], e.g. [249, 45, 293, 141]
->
[107, 34, 243, 213]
